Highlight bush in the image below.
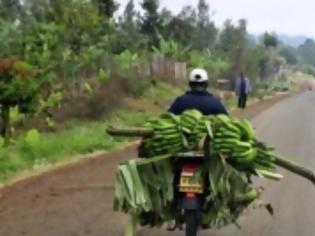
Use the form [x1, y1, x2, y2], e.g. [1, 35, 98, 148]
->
[121, 76, 152, 98]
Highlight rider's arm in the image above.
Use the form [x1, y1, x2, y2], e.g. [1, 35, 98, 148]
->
[212, 99, 229, 115]
[168, 97, 184, 115]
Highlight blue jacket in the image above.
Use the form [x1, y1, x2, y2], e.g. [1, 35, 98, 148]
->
[168, 90, 228, 115]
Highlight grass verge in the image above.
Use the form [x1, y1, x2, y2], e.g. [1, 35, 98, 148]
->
[0, 82, 182, 181]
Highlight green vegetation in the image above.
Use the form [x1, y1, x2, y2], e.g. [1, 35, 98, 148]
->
[0, 81, 181, 181]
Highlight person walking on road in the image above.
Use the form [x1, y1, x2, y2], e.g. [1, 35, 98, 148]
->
[235, 72, 251, 109]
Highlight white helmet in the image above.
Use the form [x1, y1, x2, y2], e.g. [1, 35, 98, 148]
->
[189, 68, 209, 83]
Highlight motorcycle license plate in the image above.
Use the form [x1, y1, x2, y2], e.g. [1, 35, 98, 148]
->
[179, 176, 203, 193]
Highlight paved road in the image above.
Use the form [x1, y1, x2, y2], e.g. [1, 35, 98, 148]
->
[1, 92, 314, 236]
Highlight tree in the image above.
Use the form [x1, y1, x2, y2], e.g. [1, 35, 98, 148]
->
[23, 0, 64, 22]
[193, 0, 217, 50]
[278, 47, 298, 65]
[0, 0, 23, 21]
[218, 19, 247, 54]
[0, 59, 46, 144]
[218, 19, 248, 75]
[298, 39, 315, 67]
[245, 45, 266, 80]
[0, 19, 23, 57]
[124, 0, 136, 23]
[163, 6, 196, 47]
[94, 0, 119, 19]
[116, 0, 145, 52]
[140, 0, 161, 48]
[197, 0, 209, 25]
[263, 32, 278, 48]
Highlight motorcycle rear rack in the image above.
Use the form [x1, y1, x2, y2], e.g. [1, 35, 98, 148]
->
[174, 152, 209, 161]
[174, 152, 204, 158]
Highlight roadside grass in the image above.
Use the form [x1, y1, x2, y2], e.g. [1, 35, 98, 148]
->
[0, 122, 118, 180]
[0, 82, 182, 182]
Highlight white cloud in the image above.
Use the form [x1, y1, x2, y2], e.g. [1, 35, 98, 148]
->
[117, 0, 315, 37]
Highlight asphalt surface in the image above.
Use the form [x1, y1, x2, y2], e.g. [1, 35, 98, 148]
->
[1, 92, 314, 236]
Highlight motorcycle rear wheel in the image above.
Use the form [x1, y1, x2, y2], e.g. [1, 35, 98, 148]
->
[185, 210, 199, 236]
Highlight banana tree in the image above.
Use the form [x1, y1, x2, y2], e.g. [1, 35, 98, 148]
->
[152, 35, 191, 61]
[115, 50, 141, 73]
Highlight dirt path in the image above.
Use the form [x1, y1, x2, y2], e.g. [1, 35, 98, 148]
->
[0, 92, 302, 236]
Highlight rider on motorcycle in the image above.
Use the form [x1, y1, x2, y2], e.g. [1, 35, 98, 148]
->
[167, 68, 228, 232]
[168, 68, 228, 115]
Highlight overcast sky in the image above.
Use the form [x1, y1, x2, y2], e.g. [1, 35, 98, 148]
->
[118, 0, 315, 37]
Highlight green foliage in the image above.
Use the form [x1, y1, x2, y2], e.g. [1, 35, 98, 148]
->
[189, 51, 231, 78]
[83, 82, 94, 96]
[296, 64, 315, 77]
[59, 0, 100, 32]
[98, 68, 110, 82]
[118, 0, 145, 51]
[245, 46, 265, 80]
[0, 19, 21, 57]
[122, 77, 152, 98]
[163, 6, 196, 46]
[0, 0, 22, 21]
[0, 88, 180, 180]
[140, 0, 161, 48]
[0, 122, 119, 180]
[9, 106, 25, 125]
[193, 0, 217, 50]
[219, 19, 248, 54]
[0, 59, 38, 115]
[152, 36, 191, 60]
[218, 19, 248, 75]
[298, 39, 315, 67]
[116, 50, 140, 72]
[0, 136, 4, 148]
[94, 0, 119, 19]
[0, 57, 58, 142]
[38, 91, 63, 114]
[25, 129, 40, 147]
[278, 46, 298, 65]
[263, 32, 278, 48]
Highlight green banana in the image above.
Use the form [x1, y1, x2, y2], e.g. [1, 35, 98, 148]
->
[234, 148, 257, 162]
[239, 119, 256, 139]
[255, 169, 283, 180]
[216, 114, 231, 124]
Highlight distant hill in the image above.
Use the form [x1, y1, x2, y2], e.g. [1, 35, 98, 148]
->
[278, 34, 309, 48]
[250, 34, 310, 48]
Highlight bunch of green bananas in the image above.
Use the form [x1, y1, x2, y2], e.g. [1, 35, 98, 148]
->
[213, 115, 256, 161]
[142, 113, 186, 156]
[141, 111, 285, 180]
[180, 110, 213, 149]
[141, 110, 213, 157]
[210, 114, 283, 180]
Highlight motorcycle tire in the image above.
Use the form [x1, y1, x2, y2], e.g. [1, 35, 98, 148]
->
[185, 210, 199, 236]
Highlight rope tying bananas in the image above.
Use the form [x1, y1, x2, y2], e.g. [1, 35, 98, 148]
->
[107, 110, 315, 234]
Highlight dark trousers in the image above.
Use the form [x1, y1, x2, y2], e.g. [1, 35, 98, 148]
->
[238, 93, 247, 109]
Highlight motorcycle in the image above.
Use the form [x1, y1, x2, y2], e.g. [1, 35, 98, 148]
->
[170, 151, 210, 236]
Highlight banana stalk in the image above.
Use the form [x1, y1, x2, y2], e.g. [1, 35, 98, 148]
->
[107, 126, 154, 137]
[274, 156, 315, 184]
